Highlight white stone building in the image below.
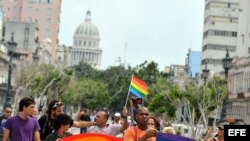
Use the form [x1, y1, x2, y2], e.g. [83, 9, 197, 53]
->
[71, 11, 102, 69]
[202, 0, 250, 73]
[227, 57, 250, 124]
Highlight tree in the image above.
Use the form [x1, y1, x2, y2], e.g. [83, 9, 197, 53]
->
[14, 63, 72, 110]
[148, 77, 178, 118]
[99, 65, 133, 111]
[148, 76, 227, 140]
[61, 79, 111, 110]
[74, 61, 99, 80]
[134, 61, 160, 85]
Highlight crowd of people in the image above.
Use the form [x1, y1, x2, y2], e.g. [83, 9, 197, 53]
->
[0, 96, 245, 141]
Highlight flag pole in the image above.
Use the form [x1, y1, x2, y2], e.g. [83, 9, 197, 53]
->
[129, 99, 135, 125]
[124, 74, 134, 107]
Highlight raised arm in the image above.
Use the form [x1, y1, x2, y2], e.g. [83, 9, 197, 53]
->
[120, 107, 129, 132]
[72, 120, 95, 128]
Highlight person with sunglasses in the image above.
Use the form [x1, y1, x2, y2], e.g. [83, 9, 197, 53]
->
[204, 122, 229, 141]
[0, 107, 12, 141]
[38, 99, 95, 140]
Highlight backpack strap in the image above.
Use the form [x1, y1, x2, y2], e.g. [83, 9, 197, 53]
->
[42, 114, 49, 135]
[133, 126, 137, 141]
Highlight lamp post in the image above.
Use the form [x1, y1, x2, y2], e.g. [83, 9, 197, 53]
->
[220, 49, 233, 120]
[4, 32, 17, 108]
[222, 50, 233, 80]
[202, 62, 209, 85]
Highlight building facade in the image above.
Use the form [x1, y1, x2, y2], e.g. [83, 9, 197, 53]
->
[3, 21, 37, 50]
[202, 0, 250, 123]
[202, 0, 250, 73]
[227, 57, 250, 124]
[0, 0, 62, 62]
[185, 48, 201, 78]
[202, 0, 240, 73]
[71, 11, 102, 69]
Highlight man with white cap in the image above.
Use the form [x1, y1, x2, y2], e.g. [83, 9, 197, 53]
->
[113, 112, 122, 125]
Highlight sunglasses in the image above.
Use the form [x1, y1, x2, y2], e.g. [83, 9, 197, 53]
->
[52, 102, 62, 109]
[5, 111, 12, 113]
[148, 123, 155, 125]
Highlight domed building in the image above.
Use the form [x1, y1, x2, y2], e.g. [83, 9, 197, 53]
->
[71, 10, 102, 69]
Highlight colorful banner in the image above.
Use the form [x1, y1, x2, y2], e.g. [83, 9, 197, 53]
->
[156, 133, 195, 141]
[62, 133, 122, 141]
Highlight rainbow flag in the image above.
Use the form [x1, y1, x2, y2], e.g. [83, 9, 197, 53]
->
[129, 76, 149, 98]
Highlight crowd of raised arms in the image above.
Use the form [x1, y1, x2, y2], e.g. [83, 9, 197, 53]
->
[0, 97, 246, 141]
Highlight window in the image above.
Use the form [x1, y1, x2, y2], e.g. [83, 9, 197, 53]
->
[203, 30, 237, 39]
[202, 44, 236, 51]
[47, 0, 54, 3]
[13, 7, 16, 13]
[28, 7, 32, 13]
[25, 28, 29, 37]
[47, 18, 51, 25]
[89, 42, 91, 46]
[28, 17, 32, 22]
[47, 8, 52, 15]
[46, 29, 51, 36]
[24, 40, 28, 48]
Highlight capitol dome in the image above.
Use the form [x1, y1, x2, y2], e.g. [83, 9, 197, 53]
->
[71, 10, 102, 70]
[74, 11, 99, 39]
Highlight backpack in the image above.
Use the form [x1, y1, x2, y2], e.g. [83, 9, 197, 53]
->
[41, 114, 49, 136]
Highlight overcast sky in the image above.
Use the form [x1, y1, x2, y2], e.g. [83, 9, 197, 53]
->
[59, 0, 205, 71]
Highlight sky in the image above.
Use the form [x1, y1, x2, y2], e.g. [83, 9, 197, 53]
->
[59, 0, 205, 71]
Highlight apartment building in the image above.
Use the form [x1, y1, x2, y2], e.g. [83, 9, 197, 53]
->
[0, 0, 62, 62]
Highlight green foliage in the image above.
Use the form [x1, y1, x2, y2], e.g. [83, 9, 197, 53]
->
[74, 61, 99, 80]
[134, 61, 160, 85]
[17, 64, 71, 98]
[148, 77, 180, 118]
[148, 94, 176, 118]
[99, 66, 133, 111]
[148, 76, 227, 123]
[61, 79, 111, 109]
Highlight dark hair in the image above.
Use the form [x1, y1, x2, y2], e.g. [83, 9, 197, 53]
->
[53, 114, 73, 131]
[149, 116, 160, 131]
[19, 97, 36, 112]
[46, 99, 63, 115]
[104, 111, 109, 120]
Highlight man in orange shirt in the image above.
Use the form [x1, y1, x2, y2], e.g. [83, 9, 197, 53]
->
[123, 107, 158, 141]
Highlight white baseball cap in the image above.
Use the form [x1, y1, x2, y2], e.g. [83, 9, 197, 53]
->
[114, 112, 121, 117]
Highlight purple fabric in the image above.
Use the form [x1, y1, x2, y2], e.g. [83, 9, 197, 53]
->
[5, 115, 40, 141]
[156, 133, 195, 141]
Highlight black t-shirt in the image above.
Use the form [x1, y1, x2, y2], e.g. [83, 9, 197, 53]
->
[45, 131, 72, 141]
[80, 115, 91, 121]
[38, 115, 54, 140]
